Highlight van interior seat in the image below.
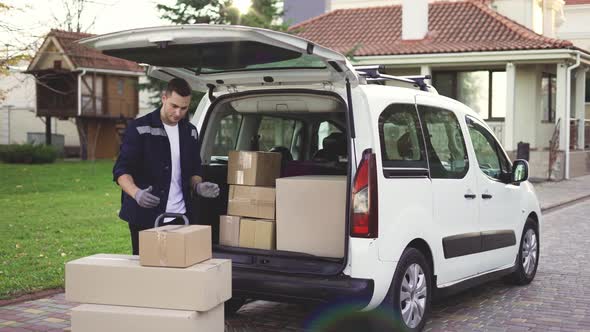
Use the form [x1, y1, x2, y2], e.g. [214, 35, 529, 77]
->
[313, 132, 347, 162]
[269, 146, 293, 167]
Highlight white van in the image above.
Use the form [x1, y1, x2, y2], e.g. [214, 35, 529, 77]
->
[81, 25, 541, 331]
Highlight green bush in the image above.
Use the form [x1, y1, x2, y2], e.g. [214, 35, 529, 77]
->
[0, 144, 58, 164]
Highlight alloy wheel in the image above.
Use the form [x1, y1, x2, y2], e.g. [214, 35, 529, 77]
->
[399, 263, 427, 328]
[521, 228, 538, 276]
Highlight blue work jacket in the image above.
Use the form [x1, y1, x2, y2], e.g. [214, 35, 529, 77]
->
[113, 108, 202, 227]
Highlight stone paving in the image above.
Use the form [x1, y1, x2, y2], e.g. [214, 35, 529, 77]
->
[2, 176, 590, 331]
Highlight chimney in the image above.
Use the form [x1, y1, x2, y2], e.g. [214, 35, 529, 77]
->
[402, 0, 429, 40]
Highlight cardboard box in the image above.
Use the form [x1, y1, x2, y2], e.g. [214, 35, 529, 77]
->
[219, 215, 241, 247]
[66, 254, 231, 311]
[276, 176, 346, 258]
[139, 225, 212, 268]
[228, 185, 275, 219]
[71, 303, 223, 332]
[239, 218, 276, 250]
[228, 150, 282, 187]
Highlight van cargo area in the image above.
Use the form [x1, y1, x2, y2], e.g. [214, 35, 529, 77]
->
[191, 90, 351, 277]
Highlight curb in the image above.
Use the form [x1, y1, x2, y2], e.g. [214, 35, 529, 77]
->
[541, 194, 590, 214]
[0, 288, 64, 307]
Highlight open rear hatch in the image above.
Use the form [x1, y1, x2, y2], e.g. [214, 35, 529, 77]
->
[78, 25, 358, 93]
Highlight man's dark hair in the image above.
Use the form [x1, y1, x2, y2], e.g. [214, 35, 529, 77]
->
[165, 78, 192, 97]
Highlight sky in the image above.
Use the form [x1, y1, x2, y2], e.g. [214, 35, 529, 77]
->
[1, 0, 177, 54]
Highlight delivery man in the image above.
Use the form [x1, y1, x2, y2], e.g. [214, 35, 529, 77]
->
[113, 78, 220, 255]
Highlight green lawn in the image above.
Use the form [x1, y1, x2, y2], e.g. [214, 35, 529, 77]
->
[0, 160, 129, 299]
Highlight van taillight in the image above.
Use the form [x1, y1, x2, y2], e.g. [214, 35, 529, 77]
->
[351, 149, 378, 238]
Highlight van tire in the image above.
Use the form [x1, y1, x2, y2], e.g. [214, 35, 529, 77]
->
[508, 220, 539, 285]
[225, 297, 246, 317]
[383, 248, 432, 332]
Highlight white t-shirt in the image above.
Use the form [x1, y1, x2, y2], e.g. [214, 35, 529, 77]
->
[163, 123, 186, 223]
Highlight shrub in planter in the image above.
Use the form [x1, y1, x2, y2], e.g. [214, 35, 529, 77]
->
[0, 144, 58, 164]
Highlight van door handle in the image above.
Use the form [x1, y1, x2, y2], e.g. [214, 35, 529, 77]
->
[464, 194, 476, 199]
[482, 194, 493, 199]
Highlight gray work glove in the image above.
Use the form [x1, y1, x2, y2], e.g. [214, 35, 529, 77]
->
[195, 182, 220, 198]
[134, 186, 160, 208]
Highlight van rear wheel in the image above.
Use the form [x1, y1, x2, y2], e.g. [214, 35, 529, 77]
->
[383, 248, 432, 332]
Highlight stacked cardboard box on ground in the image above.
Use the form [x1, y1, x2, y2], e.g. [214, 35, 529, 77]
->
[66, 225, 230, 332]
[220, 150, 281, 250]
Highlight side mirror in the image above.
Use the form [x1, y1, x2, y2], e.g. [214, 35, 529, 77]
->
[511, 159, 529, 183]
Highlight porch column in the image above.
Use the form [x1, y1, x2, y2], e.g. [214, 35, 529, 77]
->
[556, 62, 568, 151]
[576, 67, 587, 149]
[420, 65, 432, 85]
[504, 63, 516, 151]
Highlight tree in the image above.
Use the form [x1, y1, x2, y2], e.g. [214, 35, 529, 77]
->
[141, 0, 286, 112]
[156, 0, 285, 29]
[50, 0, 97, 33]
[0, 2, 34, 102]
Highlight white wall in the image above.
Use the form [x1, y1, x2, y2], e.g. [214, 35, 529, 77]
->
[493, 0, 537, 33]
[512, 65, 539, 148]
[138, 75, 156, 117]
[0, 65, 80, 146]
[558, 4, 590, 51]
[0, 108, 80, 146]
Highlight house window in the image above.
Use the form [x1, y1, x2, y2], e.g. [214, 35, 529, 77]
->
[541, 73, 556, 122]
[117, 79, 124, 95]
[433, 70, 507, 120]
[586, 77, 590, 103]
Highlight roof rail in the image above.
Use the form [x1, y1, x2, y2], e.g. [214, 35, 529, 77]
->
[354, 65, 435, 93]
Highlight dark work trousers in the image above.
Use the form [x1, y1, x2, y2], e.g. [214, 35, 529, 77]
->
[128, 217, 187, 255]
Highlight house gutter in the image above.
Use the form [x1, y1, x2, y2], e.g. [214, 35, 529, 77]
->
[76, 67, 144, 77]
[565, 52, 582, 180]
[352, 49, 590, 67]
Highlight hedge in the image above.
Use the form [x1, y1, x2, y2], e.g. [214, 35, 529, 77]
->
[0, 144, 58, 164]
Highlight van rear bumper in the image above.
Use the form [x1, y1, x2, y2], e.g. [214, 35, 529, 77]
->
[231, 267, 374, 307]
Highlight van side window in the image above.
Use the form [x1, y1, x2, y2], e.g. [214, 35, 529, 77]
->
[467, 118, 510, 181]
[418, 106, 469, 179]
[378, 104, 427, 169]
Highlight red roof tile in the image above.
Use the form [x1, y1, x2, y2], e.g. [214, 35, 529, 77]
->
[47, 29, 143, 72]
[565, 0, 590, 5]
[290, 0, 577, 57]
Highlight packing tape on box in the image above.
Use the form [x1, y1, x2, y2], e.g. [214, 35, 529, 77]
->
[238, 153, 252, 169]
[155, 225, 186, 265]
[231, 197, 274, 206]
[156, 231, 168, 266]
[248, 199, 274, 206]
[236, 171, 244, 185]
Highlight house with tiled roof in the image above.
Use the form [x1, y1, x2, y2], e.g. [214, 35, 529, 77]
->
[290, 0, 590, 180]
[25, 29, 144, 159]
